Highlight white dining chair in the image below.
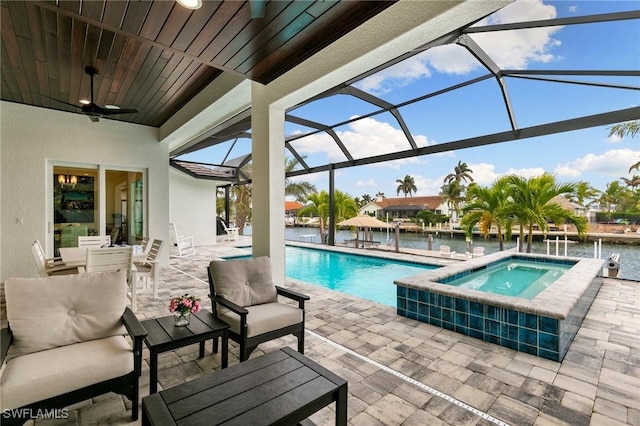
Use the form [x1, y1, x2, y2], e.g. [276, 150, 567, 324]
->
[78, 235, 111, 248]
[30, 240, 79, 277]
[133, 239, 163, 301]
[85, 246, 136, 309]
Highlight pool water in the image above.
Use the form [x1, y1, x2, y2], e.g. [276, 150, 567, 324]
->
[286, 247, 437, 306]
[441, 260, 572, 299]
[227, 247, 438, 307]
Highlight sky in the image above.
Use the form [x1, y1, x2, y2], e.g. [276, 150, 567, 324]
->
[180, 0, 640, 201]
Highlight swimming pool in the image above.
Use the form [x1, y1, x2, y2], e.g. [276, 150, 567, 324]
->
[225, 246, 438, 307]
[395, 252, 604, 361]
[439, 258, 573, 299]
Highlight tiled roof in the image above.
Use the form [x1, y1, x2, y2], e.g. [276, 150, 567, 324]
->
[374, 196, 443, 210]
[552, 196, 586, 211]
[285, 201, 305, 211]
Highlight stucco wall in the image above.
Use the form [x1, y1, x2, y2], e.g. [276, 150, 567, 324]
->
[168, 167, 218, 248]
[0, 101, 169, 281]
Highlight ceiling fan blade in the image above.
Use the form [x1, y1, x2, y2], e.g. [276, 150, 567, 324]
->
[250, 0, 265, 18]
[37, 94, 81, 109]
[101, 108, 138, 115]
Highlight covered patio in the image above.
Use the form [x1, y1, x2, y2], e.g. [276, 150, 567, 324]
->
[23, 240, 636, 425]
[1, 1, 638, 425]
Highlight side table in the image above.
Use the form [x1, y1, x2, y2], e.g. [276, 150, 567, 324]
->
[140, 310, 229, 394]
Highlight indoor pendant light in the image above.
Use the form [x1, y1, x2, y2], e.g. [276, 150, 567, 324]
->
[176, 0, 202, 10]
[58, 170, 77, 187]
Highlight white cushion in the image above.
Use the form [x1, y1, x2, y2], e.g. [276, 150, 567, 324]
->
[209, 257, 277, 307]
[219, 302, 303, 338]
[0, 336, 132, 410]
[4, 271, 127, 358]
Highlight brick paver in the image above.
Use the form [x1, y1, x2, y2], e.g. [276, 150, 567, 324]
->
[5, 237, 638, 425]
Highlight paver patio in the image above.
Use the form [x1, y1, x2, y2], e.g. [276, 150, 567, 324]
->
[6, 237, 639, 425]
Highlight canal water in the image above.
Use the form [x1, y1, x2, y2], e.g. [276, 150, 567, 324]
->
[274, 227, 640, 282]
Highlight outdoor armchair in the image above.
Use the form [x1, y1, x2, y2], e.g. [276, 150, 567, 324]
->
[220, 219, 239, 241]
[133, 239, 164, 302]
[439, 245, 454, 258]
[169, 222, 195, 257]
[30, 240, 79, 277]
[207, 257, 309, 362]
[0, 271, 146, 425]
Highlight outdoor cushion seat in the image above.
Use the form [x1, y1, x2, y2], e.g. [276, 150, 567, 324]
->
[218, 302, 303, 338]
[208, 256, 309, 362]
[0, 270, 146, 425]
[1, 336, 132, 410]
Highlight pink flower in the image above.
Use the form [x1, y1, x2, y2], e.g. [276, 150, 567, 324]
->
[169, 294, 201, 315]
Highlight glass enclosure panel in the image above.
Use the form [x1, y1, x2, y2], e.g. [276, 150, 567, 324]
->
[53, 166, 98, 254]
[105, 170, 144, 245]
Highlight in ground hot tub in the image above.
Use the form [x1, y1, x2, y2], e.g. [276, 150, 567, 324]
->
[395, 251, 604, 361]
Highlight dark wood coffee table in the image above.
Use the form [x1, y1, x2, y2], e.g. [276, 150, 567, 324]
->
[142, 346, 348, 426]
[140, 310, 229, 394]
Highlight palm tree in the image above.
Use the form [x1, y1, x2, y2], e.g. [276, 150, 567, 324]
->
[232, 184, 251, 230]
[299, 191, 330, 243]
[360, 194, 373, 205]
[620, 175, 640, 190]
[461, 177, 511, 250]
[500, 175, 530, 252]
[598, 181, 626, 216]
[285, 156, 317, 201]
[299, 190, 357, 244]
[440, 180, 463, 219]
[444, 160, 474, 185]
[333, 190, 359, 225]
[609, 120, 640, 172]
[570, 181, 600, 207]
[396, 175, 417, 197]
[502, 174, 588, 253]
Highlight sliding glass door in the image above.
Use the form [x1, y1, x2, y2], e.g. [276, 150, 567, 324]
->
[51, 163, 145, 254]
[53, 165, 98, 254]
[105, 169, 145, 245]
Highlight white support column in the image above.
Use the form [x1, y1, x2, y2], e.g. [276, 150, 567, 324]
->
[251, 82, 286, 285]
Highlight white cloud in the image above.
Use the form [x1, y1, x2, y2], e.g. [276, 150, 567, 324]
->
[555, 149, 640, 177]
[471, 0, 561, 69]
[504, 167, 547, 178]
[357, 59, 432, 93]
[607, 134, 622, 143]
[467, 163, 546, 185]
[467, 163, 501, 185]
[356, 0, 562, 93]
[412, 175, 443, 196]
[289, 117, 431, 168]
[356, 179, 376, 188]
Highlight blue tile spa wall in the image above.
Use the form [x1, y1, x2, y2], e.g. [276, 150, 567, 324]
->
[397, 286, 562, 361]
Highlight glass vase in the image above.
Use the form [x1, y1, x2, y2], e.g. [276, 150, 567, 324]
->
[174, 311, 191, 327]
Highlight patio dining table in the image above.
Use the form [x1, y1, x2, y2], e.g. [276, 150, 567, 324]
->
[59, 246, 147, 268]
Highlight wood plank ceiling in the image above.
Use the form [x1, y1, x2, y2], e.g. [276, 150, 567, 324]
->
[0, 0, 395, 127]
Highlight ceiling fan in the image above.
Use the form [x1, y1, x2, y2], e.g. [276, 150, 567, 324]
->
[42, 66, 138, 123]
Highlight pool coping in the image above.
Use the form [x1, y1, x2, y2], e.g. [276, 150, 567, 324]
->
[393, 250, 605, 320]
[287, 240, 456, 267]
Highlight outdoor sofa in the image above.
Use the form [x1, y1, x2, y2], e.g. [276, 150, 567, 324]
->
[0, 270, 146, 425]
